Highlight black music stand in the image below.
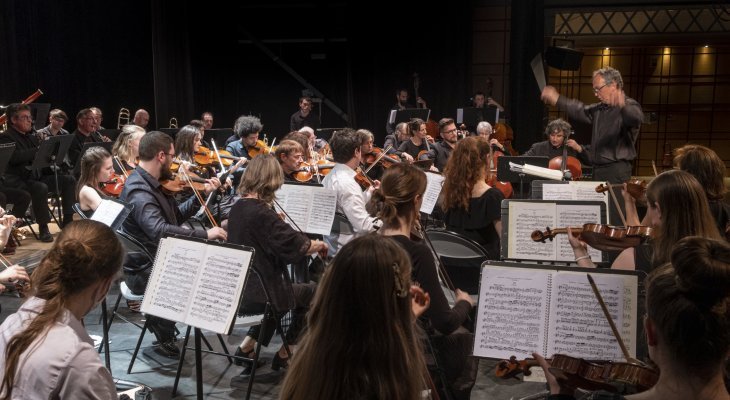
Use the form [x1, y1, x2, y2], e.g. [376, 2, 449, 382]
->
[158, 128, 178, 138]
[31, 135, 74, 220]
[29, 103, 51, 131]
[388, 108, 431, 125]
[203, 129, 235, 149]
[456, 106, 499, 129]
[72, 141, 114, 176]
[496, 156, 549, 198]
[99, 128, 122, 142]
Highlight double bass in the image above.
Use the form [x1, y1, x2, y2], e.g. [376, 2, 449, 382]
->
[412, 73, 440, 139]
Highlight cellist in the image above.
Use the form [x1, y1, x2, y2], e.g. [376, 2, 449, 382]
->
[523, 118, 590, 165]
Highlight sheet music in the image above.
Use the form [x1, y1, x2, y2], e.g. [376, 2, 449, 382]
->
[276, 184, 337, 235]
[186, 245, 252, 333]
[543, 181, 610, 222]
[140, 237, 253, 335]
[555, 204, 602, 262]
[508, 202, 557, 260]
[420, 172, 445, 214]
[619, 275, 639, 356]
[531, 53, 547, 91]
[141, 238, 202, 322]
[547, 272, 626, 360]
[90, 199, 125, 227]
[473, 266, 549, 359]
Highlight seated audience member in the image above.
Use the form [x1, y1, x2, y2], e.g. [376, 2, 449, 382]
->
[440, 136, 504, 259]
[536, 236, 730, 400]
[0, 220, 124, 399]
[280, 234, 430, 400]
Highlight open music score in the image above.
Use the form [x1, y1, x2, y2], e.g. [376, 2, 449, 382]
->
[276, 183, 337, 236]
[503, 200, 604, 263]
[420, 171, 444, 214]
[473, 262, 640, 361]
[90, 199, 131, 230]
[140, 236, 253, 335]
[540, 180, 611, 222]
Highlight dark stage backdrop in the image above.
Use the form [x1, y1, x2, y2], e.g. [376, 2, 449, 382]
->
[1, 1, 476, 145]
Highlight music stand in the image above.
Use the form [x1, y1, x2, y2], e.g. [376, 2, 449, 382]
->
[388, 108, 431, 125]
[203, 129, 235, 149]
[315, 127, 344, 143]
[72, 142, 114, 176]
[496, 156, 550, 198]
[456, 106, 499, 128]
[31, 135, 74, 219]
[99, 128, 122, 142]
[158, 128, 178, 139]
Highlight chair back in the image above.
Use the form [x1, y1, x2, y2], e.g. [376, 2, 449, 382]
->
[72, 203, 89, 219]
[425, 229, 488, 293]
[115, 229, 154, 272]
[330, 212, 354, 235]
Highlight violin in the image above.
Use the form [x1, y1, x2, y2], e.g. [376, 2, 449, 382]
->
[354, 167, 375, 190]
[100, 173, 125, 197]
[195, 146, 240, 167]
[531, 223, 652, 252]
[365, 147, 401, 169]
[548, 155, 582, 180]
[496, 355, 658, 392]
[595, 180, 647, 202]
[247, 139, 271, 159]
[159, 170, 207, 195]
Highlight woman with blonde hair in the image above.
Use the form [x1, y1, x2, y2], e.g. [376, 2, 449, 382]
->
[0, 220, 124, 399]
[280, 234, 430, 400]
[112, 124, 145, 173]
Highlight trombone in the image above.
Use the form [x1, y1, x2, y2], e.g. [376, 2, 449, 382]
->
[117, 108, 130, 129]
[169, 117, 178, 129]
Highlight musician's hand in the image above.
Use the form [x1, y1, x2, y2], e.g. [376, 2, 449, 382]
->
[566, 227, 589, 258]
[533, 352, 574, 395]
[541, 86, 560, 106]
[207, 227, 227, 241]
[204, 178, 222, 194]
[565, 139, 582, 152]
[410, 286, 431, 318]
[308, 239, 329, 258]
[0, 265, 29, 286]
[371, 179, 381, 190]
[425, 135, 435, 144]
[100, 134, 112, 142]
[489, 138, 505, 152]
[455, 289, 475, 307]
[487, 97, 505, 111]
[401, 153, 414, 162]
[416, 97, 427, 108]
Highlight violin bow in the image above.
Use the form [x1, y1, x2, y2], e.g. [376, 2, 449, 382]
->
[364, 145, 393, 174]
[113, 156, 129, 178]
[586, 274, 641, 365]
[651, 160, 659, 177]
[267, 138, 277, 154]
[178, 168, 218, 228]
[273, 199, 326, 263]
[605, 183, 628, 227]
[211, 140, 226, 171]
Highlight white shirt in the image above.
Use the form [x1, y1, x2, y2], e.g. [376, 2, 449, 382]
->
[322, 163, 378, 255]
[0, 297, 117, 399]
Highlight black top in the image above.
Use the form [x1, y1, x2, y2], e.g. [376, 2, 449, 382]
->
[1, 126, 41, 180]
[398, 139, 428, 160]
[709, 199, 730, 240]
[522, 140, 591, 165]
[443, 188, 504, 260]
[390, 235, 471, 335]
[421, 141, 454, 172]
[69, 129, 103, 169]
[289, 110, 320, 131]
[228, 198, 310, 311]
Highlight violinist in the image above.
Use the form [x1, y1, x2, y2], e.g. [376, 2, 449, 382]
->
[227, 115, 263, 159]
[322, 128, 380, 256]
[367, 164, 478, 399]
[398, 118, 434, 160]
[120, 131, 227, 359]
[298, 126, 328, 154]
[569, 170, 722, 272]
[174, 125, 208, 173]
[275, 140, 305, 182]
[420, 118, 459, 172]
[76, 147, 114, 216]
[358, 129, 383, 180]
[440, 136, 504, 259]
[673, 144, 730, 241]
[111, 124, 145, 173]
[227, 155, 327, 379]
[283, 130, 312, 162]
[523, 118, 590, 164]
[383, 121, 415, 162]
[535, 236, 730, 400]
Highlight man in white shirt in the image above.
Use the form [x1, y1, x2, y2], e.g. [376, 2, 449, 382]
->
[323, 128, 380, 255]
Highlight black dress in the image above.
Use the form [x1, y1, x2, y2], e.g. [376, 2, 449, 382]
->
[443, 188, 504, 260]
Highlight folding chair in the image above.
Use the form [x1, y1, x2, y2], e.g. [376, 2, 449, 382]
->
[425, 228, 489, 294]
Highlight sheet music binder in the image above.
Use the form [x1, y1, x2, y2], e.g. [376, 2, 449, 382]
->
[90, 198, 133, 231]
[388, 108, 431, 125]
[139, 235, 254, 335]
[473, 260, 643, 361]
[31, 134, 74, 171]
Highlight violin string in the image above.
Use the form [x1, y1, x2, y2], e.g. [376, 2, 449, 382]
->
[179, 168, 218, 227]
[364, 144, 392, 174]
[273, 199, 325, 263]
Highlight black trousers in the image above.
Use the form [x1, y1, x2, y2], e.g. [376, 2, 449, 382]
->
[593, 161, 633, 227]
[2, 173, 76, 225]
[245, 283, 315, 347]
[126, 269, 177, 342]
[0, 187, 31, 218]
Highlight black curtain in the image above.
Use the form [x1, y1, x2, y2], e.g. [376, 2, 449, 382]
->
[0, 0, 154, 131]
[509, 0, 546, 152]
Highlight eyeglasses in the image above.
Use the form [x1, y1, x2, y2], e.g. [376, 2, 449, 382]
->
[592, 83, 609, 93]
[443, 128, 457, 135]
[16, 115, 32, 121]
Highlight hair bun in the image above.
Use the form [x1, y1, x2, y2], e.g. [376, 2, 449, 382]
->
[671, 236, 730, 312]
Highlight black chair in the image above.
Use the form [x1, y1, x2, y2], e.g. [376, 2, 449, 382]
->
[72, 203, 88, 219]
[425, 229, 489, 294]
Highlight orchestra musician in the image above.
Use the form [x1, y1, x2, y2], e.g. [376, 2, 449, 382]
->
[569, 170, 722, 272]
[476, 121, 507, 154]
[227, 115, 263, 159]
[174, 124, 205, 167]
[0, 220, 123, 399]
[68, 108, 110, 170]
[439, 136, 504, 260]
[227, 155, 327, 379]
[368, 164, 478, 399]
[385, 88, 427, 136]
[0, 103, 77, 242]
[201, 111, 214, 130]
[322, 128, 380, 256]
[132, 108, 150, 130]
[120, 131, 226, 359]
[35, 108, 69, 141]
[111, 124, 145, 173]
[290, 96, 320, 132]
[398, 118, 433, 160]
[280, 234, 430, 400]
[541, 66, 643, 225]
[383, 121, 414, 162]
[76, 147, 114, 216]
[283, 131, 312, 162]
[420, 117, 459, 172]
[275, 140, 305, 182]
[298, 126, 327, 154]
[535, 236, 730, 400]
[90, 107, 105, 131]
[358, 129, 383, 180]
[523, 118, 590, 164]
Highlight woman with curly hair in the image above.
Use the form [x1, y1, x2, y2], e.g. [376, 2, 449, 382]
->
[439, 136, 504, 259]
